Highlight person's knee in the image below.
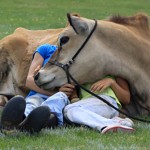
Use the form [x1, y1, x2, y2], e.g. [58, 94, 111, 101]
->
[64, 107, 77, 122]
[26, 97, 42, 107]
[45, 92, 69, 106]
[54, 91, 68, 99]
[63, 104, 73, 116]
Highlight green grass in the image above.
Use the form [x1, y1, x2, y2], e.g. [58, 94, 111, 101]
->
[0, 0, 150, 149]
[0, 122, 150, 150]
[0, 0, 150, 39]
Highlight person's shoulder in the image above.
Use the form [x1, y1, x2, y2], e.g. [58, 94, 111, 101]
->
[35, 44, 57, 60]
[37, 43, 57, 50]
[36, 44, 57, 54]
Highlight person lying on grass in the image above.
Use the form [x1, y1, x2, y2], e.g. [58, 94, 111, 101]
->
[0, 44, 76, 134]
[64, 75, 135, 134]
[0, 43, 135, 134]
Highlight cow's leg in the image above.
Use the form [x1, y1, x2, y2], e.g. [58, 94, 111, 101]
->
[0, 94, 15, 107]
[0, 95, 8, 107]
[1, 96, 26, 128]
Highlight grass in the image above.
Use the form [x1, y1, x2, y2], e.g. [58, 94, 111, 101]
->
[0, 0, 150, 149]
[0, 122, 150, 150]
[0, 0, 150, 39]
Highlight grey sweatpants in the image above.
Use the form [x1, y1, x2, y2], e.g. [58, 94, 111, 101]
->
[64, 95, 120, 131]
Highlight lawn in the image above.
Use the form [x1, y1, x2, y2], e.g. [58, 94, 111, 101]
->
[0, 122, 149, 150]
[0, 0, 150, 39]
[0, 0, 150, 149]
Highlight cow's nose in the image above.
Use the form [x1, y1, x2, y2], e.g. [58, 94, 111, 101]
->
[34, 73, 39, 81]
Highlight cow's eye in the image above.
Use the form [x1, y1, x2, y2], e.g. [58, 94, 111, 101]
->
[60, 36, 69, 46]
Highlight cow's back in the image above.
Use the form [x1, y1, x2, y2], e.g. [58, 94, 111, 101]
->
[0, 27, 64, 96]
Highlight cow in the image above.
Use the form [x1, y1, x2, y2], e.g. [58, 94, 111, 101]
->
[35, 13, 150, 116]
[0, 27, 64, 105]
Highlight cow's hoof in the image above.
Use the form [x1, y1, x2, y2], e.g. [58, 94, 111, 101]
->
[1, 95, 26, 128]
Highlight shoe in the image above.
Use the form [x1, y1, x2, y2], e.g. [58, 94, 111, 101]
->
[1, 95, 26, 128]
[46, 112, 58, 129]
[19, 106, 51, 134]
[101, 125, 135, 134]
[112, 116, 134, 127]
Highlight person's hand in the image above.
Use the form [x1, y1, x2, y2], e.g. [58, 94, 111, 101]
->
[32, 65, 41, 77]
[90, 78, 116, 92]
[59, 83, 75, 97]
[70, 88, 78, 99]
[70, 89, 80, 103]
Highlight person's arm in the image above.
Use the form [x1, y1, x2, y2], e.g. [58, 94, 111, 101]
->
[90, 77, 131, 105]
[113, 77, 130, 105]
[59, 83, 75, 97]
[59, 83, 80, 103]
[26, 52, 55, 96]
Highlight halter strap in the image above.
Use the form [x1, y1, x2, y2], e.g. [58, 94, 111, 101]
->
[48, 18, 150, 123]
[49, 19, 97, 83]
[72, 19, 97, 61]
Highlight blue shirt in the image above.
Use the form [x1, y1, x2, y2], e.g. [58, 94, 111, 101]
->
[26, 44, 57, 97]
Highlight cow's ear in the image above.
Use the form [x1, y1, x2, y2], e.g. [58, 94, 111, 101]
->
[67, 13, 89, 35]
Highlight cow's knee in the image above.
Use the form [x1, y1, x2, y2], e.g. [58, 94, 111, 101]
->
[0, 95, 8, 107]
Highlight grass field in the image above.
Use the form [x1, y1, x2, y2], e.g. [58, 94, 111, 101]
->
[0, 0, 150, 39]
[0, 0, 150, 149]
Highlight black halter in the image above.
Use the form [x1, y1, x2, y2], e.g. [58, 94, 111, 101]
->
[49, 19, 97, 83]
[49, 19, 150, 123]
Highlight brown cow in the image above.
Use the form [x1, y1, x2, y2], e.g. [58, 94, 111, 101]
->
[0, 27, 64, 105]
[35, 13, 150, 116]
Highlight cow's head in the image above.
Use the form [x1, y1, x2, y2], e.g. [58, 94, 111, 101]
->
[35, 13, 150, 92]
[35, 13, 102, 90]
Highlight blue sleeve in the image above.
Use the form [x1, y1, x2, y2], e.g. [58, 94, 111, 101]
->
[32, 44, 57, 60]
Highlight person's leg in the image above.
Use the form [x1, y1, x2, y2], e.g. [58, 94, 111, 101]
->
[20, 94, 51, 133]
[1, 94, 51, 133]
[64, 95, 134, 133]
[24, 94, 46, 117]
[19, 106, 51, 134]
[41, 92, 70, 126]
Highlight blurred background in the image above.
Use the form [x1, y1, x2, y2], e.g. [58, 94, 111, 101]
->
[0, 0, 150, 39]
